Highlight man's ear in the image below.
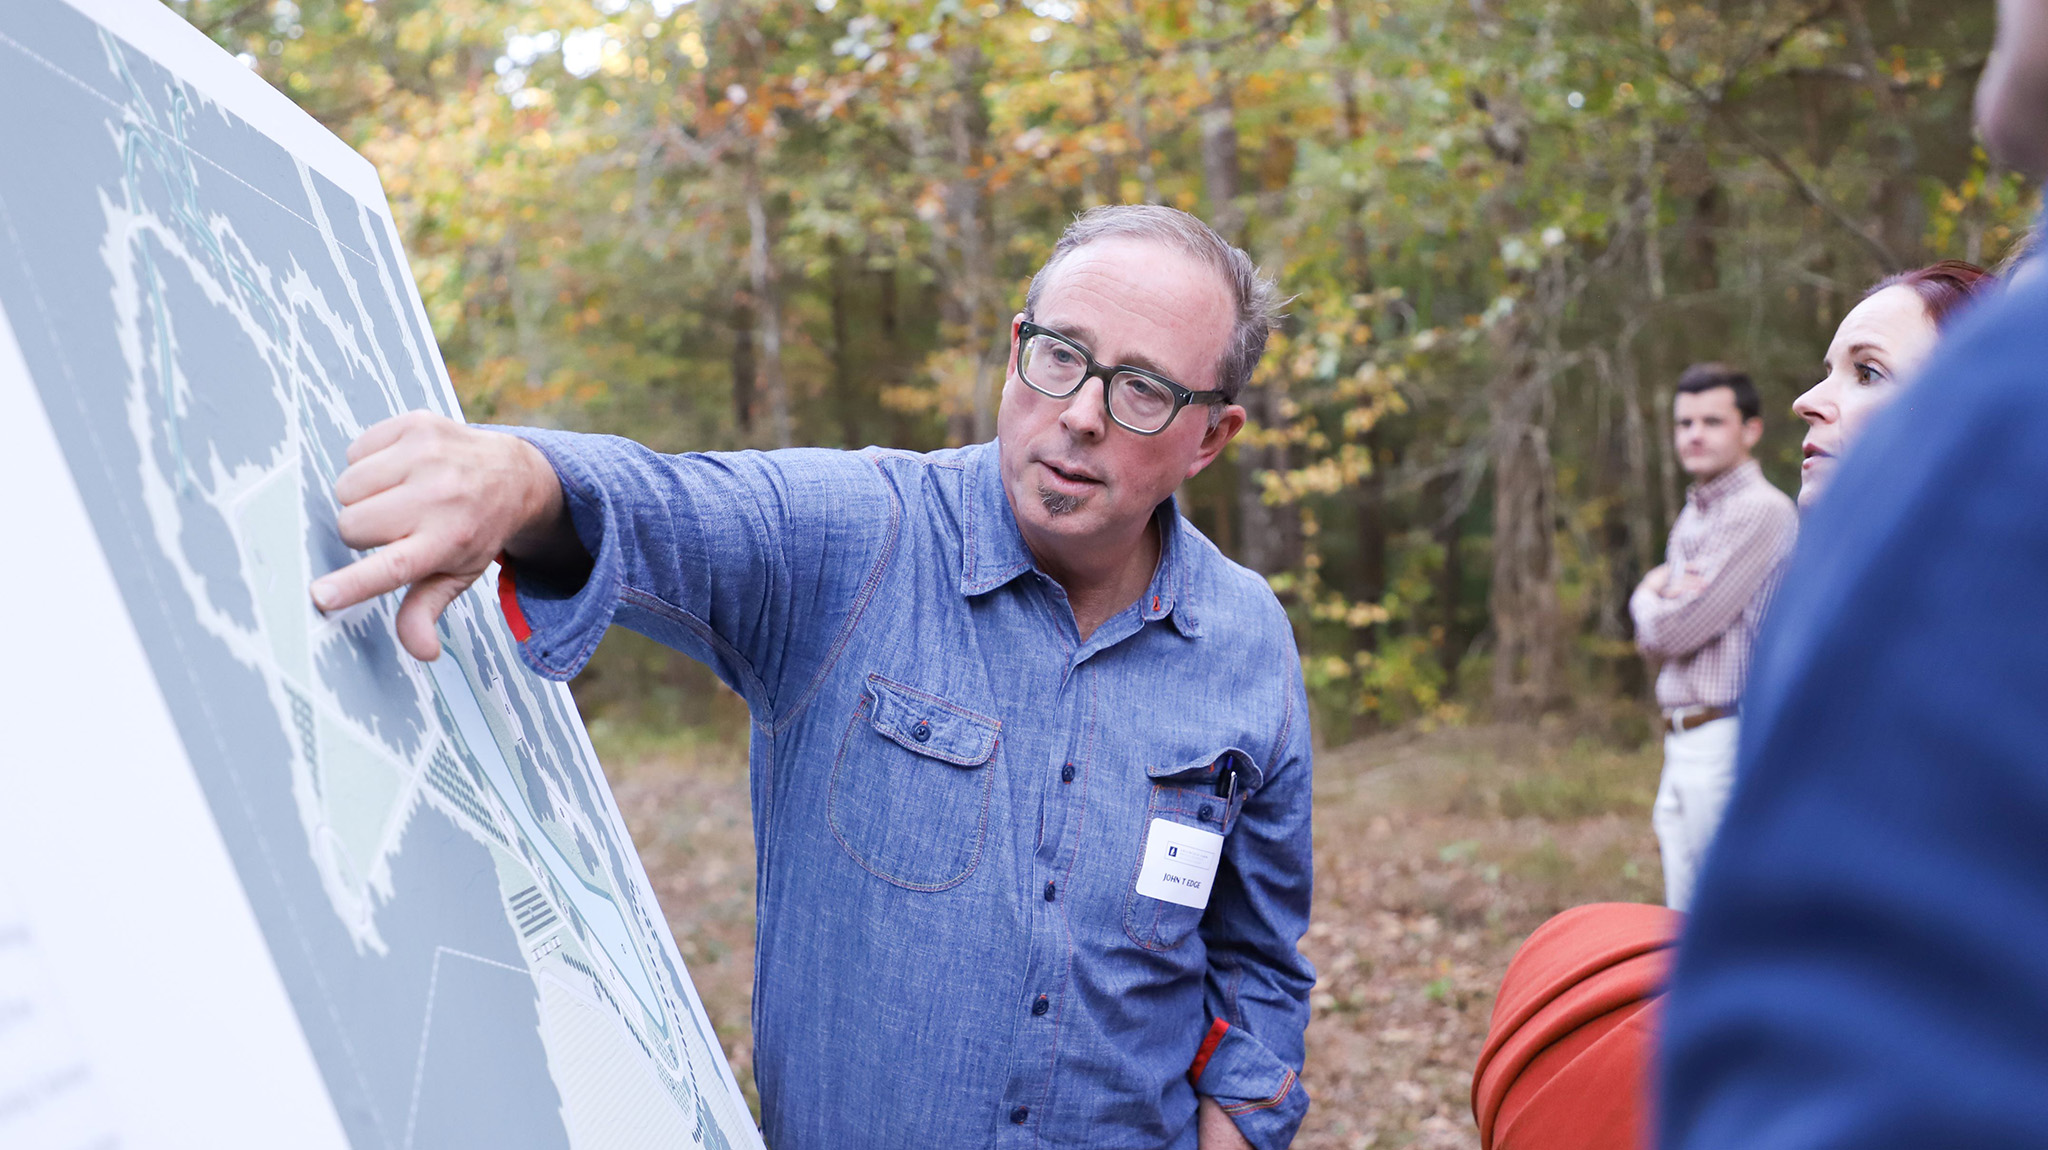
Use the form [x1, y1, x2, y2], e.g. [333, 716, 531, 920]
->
[1187, 404, 1248, 480]
[1742, 416, 1765, 449]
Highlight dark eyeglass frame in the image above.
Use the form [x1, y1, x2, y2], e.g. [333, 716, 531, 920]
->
[1015, 321, 1227, 436]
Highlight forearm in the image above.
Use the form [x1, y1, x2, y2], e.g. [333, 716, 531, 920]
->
[498, 434, 590, 587]
[1635, 567, 1775, 658]
[1197, 1097, 1254, 1149]
[1635, 517, 1794, 657]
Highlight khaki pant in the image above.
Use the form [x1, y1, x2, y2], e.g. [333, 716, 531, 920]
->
[1654, 715, 1740, 912]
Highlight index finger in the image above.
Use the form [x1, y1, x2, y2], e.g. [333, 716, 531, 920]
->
[309, 535, 435, 614]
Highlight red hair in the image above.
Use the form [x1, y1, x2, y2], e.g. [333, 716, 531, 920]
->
[1865, 259, 1992, 330]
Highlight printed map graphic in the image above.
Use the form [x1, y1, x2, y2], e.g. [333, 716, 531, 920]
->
[0, 3, 758, 1147]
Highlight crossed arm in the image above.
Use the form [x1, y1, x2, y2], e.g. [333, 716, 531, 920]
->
[1631, 506, 1796, 661]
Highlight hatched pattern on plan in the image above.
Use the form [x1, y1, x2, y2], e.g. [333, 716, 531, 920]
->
[426, 747, 507, 846]
[509, 885, 559, 939]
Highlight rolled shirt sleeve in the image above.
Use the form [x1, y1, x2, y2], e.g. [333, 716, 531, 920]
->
[492, 427, 894, 717]
[1192, 646, 1316, 1148]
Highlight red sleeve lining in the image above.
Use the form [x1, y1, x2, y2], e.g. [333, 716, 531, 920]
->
[496, 555, 532, 642]
[1186, 1017, 1230, 1085]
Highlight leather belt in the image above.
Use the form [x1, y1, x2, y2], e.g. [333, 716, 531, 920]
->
[1664, 705, 1734, 735]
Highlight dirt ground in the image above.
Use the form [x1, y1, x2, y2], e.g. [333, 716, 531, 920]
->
[604, 719, 1664, 1148]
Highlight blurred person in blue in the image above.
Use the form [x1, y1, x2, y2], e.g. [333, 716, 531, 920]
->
[1629, 365, 1798, 912]
[307, 205, 1313, 1150]
[1659, 0, 2048, 1144]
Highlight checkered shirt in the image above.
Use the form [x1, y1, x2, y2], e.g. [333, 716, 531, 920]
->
[1631, 459, 1799, 709]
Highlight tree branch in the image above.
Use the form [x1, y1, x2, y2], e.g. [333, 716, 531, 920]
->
[1646, 51, 1900, 269]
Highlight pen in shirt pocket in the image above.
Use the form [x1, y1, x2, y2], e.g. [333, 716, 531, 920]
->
[1214, 757, 1238, 805]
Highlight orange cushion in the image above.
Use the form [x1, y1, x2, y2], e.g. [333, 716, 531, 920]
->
[1471, 903, 1683, 1150]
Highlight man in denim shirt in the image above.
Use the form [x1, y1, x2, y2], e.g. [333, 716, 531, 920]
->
[310, 206, 1315, 1149]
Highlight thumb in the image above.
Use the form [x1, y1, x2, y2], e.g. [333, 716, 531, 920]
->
[394, 571, 475, 661]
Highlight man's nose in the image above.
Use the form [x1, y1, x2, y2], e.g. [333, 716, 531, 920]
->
[1058, 376, 1109, 437]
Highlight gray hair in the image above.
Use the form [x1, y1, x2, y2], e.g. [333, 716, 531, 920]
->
[1021, 204, 1282, 403]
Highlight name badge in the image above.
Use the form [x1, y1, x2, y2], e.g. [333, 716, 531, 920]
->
[1134, 817, 1225, 909]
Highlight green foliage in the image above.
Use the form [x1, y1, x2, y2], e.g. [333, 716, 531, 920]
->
[167, 0, 2039, 731]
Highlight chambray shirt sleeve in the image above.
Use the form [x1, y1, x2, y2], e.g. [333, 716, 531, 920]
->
[489, 428, 893, 714]
[1660, 275, 2048, 1148]
[1630, 496, 1796, 661]
[1192, 639, 1315, 1148]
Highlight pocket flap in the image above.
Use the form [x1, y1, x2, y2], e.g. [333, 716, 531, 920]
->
[1146, 747, 1265, 792]
[865, 674, 1000, 767]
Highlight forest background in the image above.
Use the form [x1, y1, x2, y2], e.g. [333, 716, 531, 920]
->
[173, 0, 2033, 734]
[162, 0, 2039, 1142]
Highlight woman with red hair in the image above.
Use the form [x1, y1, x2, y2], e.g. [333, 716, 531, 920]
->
[1471, 903, 1683, 1150]
[1793, 260, 1992, 509]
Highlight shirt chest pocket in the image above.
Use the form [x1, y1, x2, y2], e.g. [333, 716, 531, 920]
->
[1124, 748, 1263, 952]
[827, 674, 1002, 892]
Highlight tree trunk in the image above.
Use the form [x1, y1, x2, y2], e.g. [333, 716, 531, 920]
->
[944, 42, 1000, 444]
[744, 161, 792, 449]
[729, 289, 756, 437]
[1431, 470, 1467, 693]
[1687, 180, 1724, 292]
[1652, 375, 1680, 532]
[1234, 389, 1301, 577]
[1121, 2, 1159, 204]
[878, 265, 898, 340]
[1614, 345, 1655, 699]
[1844, 0, 1920, 267]
[1088, 79, 1119, 206]
[1617, 342, 1658, 578]
[1486, 311, 1566, 719]
[1200, 56, 1294, 579]
[1196, 14, 1243, 242]
[829, 244, 860, 449]
[1353, 427, 1386, 652]
[1331, 0, 1374, 290]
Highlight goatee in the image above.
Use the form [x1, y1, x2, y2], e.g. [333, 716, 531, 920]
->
[1037, 485, 1084, 516]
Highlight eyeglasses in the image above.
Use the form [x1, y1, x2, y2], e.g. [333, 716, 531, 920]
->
[1015, 321, 1227, 435]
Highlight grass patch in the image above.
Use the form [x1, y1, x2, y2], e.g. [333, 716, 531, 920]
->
[1496, 753, 1652, 820]
[1420, 732, 1657, 822]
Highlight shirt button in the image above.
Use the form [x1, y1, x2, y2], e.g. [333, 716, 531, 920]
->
[1032, 994, 1050, 1016]
[1060, 763, 1075, 783]
[912, 720, 931, 743]
[1198, 802, 1216, 823]
[1010, 1105, 1029, 1124]
[1043, 880, 1057, 902]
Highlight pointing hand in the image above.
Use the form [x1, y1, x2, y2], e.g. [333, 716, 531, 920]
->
[308, 411, 569, 661]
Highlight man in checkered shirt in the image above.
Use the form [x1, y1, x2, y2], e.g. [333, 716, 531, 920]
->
[1630, 363, 1798, 912]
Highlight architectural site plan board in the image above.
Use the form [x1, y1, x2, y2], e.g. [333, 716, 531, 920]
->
[0, 2, 762, 1146]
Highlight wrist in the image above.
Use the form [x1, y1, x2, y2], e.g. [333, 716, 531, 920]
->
[516, 438, 563, 533]
[501, 437, 580, 572]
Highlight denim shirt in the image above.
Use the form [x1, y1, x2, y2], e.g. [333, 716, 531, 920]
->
[500, 433, 1315, 1149]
